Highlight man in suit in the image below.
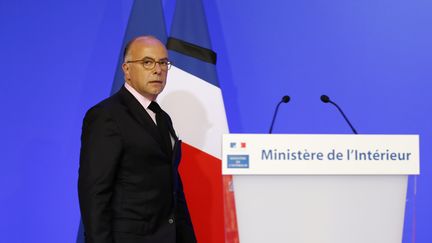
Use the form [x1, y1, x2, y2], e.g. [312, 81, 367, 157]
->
[78, 36, 197, 243]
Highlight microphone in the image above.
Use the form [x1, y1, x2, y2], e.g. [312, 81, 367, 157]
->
[269, 95, 290, 134]
[320, 95, 358, 134]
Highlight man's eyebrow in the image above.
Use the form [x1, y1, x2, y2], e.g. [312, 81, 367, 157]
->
[141, 56, 168, 61]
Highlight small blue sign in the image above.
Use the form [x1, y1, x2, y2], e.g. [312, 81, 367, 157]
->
[227, 155, 249, 168]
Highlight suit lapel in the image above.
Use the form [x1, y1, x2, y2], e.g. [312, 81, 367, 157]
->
[118, 86, 163, 146]
[118, 86, 180, 159]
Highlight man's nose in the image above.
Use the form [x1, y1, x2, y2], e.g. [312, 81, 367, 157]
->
[153, 62, 162, 74]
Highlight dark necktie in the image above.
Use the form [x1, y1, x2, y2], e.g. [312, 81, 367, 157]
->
[148, 101, 173, 156]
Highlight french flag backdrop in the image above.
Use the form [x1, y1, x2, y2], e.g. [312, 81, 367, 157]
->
[161, 0, 238, 242]
[0, 0, 431, 242]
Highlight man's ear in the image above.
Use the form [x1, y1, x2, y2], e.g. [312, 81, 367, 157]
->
[122, 63, 130, 80]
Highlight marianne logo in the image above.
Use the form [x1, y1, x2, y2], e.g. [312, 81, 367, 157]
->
[229, 142, 247, 149]
[227, 155, 249, 168]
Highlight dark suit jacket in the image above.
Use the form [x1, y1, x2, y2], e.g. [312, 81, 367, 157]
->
[78, 86, 197, 243]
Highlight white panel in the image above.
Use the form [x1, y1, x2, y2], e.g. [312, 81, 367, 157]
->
[233, 175, 407, 243]
[157, 66, 229, 159]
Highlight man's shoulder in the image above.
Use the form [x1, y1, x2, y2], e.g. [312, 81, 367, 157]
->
[95, 91, 123, 109]
[84, 89, 126, 119]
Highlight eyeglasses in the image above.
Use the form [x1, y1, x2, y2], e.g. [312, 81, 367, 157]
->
[126, 57, 172, 70]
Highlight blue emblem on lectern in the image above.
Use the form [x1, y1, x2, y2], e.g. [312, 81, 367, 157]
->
[227, 155, 249, 168]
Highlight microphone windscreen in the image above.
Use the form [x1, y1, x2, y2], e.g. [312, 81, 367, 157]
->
[320, 95, 330, 103]
[282, 95, 291, 103]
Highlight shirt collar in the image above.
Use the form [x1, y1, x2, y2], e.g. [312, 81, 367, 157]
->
[124, 82, 153, 110]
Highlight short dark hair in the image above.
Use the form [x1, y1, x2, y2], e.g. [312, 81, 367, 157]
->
[123, 38, 135, 61]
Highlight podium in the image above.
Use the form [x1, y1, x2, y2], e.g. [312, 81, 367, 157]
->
[222, 134, 419, 243]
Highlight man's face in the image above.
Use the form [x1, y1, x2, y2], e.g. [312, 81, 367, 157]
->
[122, 38, 169, 100]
